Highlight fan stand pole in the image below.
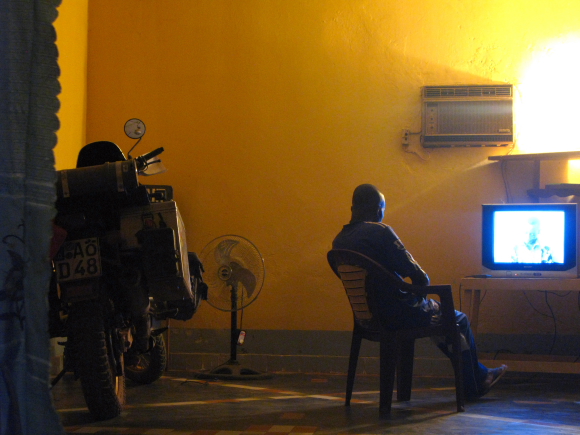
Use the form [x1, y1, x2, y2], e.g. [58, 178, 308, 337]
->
[196, 283, 271, 380]
[229, 287, 239, 361]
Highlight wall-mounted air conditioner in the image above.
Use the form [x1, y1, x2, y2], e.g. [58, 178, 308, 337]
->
[421, 84, 514, 148]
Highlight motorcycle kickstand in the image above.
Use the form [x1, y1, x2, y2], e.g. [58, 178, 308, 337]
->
[50, 360, 71, 388]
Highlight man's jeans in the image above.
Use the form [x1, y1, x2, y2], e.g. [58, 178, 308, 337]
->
[432, 311, 488, 399]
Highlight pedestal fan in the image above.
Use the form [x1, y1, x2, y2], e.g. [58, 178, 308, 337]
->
[196, 235, 269, 380]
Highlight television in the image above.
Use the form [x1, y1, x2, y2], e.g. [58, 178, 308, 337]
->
[482, 203, 578, 278]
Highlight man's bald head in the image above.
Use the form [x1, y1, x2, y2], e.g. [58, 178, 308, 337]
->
[350, 184, 385, 223]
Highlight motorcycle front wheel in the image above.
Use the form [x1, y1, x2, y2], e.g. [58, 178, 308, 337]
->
[69, 300, 126, 421]
[125, 333, 167, 384]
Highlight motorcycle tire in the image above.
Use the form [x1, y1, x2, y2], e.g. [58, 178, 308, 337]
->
[125, 333, 167, 384]
[69, 300, 126, 421]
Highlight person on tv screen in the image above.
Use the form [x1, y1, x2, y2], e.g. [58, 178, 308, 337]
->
[332, 184, 507, 400]
[511, 216, 553, 263]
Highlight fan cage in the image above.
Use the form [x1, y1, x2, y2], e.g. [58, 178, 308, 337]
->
[200, 234, 265, 312]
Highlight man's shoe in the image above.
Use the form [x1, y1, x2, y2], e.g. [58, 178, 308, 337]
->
[479, 364, 508, 397]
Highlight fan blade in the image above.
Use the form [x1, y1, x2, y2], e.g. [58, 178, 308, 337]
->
[229, 261, 257, 298]
[214, 239, 239, 264]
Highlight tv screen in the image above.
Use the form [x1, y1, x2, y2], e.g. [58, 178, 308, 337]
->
[482, 203, 577, 278]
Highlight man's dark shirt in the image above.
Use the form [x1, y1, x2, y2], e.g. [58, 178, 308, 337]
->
[332, 221, 435, 329]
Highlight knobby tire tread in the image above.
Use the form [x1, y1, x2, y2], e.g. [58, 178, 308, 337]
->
[70, 300, 125, 421]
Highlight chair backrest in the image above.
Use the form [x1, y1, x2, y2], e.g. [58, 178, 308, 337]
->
[334, 263, 373, 322]
[327, 249, 408, 331]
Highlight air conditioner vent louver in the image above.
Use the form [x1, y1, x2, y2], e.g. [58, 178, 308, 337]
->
[423, 85, 513, 99]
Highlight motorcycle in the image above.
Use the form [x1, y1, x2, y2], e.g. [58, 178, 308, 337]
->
[49, 119, 206, 420]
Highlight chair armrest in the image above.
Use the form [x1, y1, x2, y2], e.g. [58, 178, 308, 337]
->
[327, 249, 457, 325]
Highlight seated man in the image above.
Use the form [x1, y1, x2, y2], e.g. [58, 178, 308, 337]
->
[332, 183, 507, 400]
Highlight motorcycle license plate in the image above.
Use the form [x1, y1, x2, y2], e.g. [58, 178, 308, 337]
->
[54, 238, 102, 282]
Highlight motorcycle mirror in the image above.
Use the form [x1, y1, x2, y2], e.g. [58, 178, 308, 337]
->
[125, 118, 146, 159]
[124, 118, 146, 139]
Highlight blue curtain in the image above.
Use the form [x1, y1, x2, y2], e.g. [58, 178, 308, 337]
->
[0, 0, 65, 434]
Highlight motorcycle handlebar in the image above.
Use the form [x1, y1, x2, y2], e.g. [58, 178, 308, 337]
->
[136, 147, 164, 169]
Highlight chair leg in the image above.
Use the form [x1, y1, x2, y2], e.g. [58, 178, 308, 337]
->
[379, 332, 397, 418]
[450, 327, 466, 412]
[396, 338, 415, 402]
[345, 332, 362, 406]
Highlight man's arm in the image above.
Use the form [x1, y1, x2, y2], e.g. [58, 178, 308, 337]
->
[382, 226, 430, 286]
[405, 251, 430, 285]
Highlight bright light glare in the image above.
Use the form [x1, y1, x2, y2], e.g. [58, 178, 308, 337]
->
[517, 38, 580, 155]
[568, 159, 580, 183]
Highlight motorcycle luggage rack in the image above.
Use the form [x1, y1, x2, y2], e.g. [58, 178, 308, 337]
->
[145, 185, 173, 202]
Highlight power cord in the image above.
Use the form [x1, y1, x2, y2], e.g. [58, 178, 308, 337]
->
[402, 129, 430, 161]
[500, 160, 512, 203]
[462, 277, 580, 362]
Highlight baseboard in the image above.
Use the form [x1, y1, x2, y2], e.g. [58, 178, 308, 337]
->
[49, 328, 580, 376]
[166, 329, 580, 376]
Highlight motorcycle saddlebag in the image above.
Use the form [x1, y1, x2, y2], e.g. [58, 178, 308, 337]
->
[56, 160, 139, 200]
[119, 201, 194, 316]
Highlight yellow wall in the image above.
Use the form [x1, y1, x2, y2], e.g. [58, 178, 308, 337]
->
[54, 0, 580, 336]
[54, 0, 89, 170]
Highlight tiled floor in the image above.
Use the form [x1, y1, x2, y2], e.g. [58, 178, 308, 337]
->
[53, 370, 580, 434]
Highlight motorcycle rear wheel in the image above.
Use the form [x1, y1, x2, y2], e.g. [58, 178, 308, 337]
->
[70, 301, 126, 420]
[125, 333, 167, 384]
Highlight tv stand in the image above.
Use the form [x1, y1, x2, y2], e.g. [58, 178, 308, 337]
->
[460, 276, 580, 374]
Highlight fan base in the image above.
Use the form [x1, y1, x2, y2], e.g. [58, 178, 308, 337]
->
[195, 359, 272, 380]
